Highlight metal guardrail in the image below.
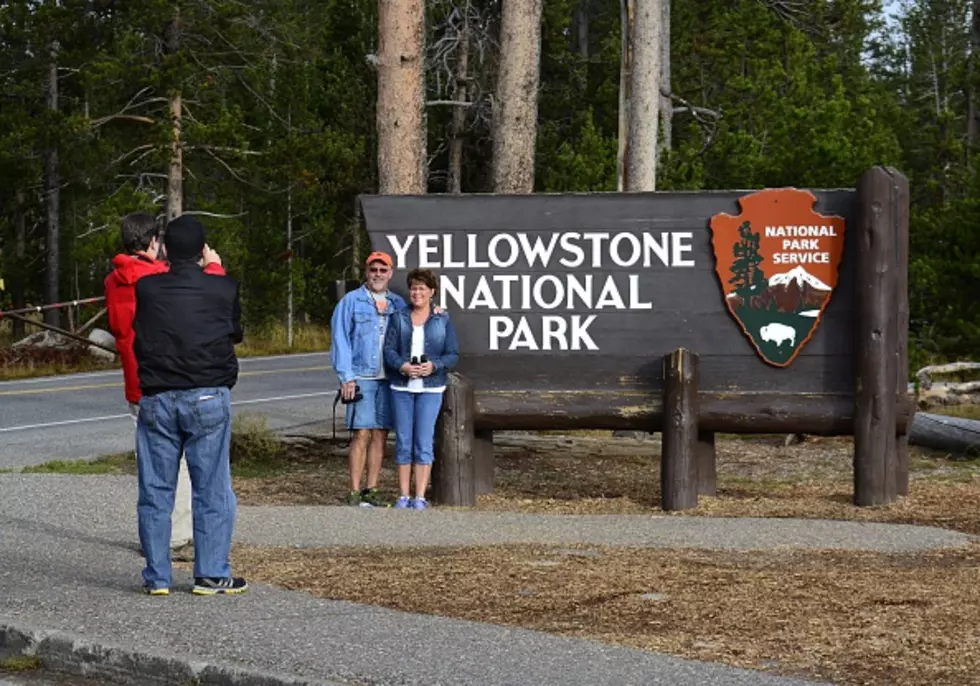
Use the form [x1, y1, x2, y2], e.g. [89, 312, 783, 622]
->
[0, 296, 105, 319]
[1, 296, 114, 354]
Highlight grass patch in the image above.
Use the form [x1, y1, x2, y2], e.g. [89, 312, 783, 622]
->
[931, 404, 980, 421]
[20, 452, 135, 475]
[0, 656, 42, 672]
[230, 413, 287, 478]
[235, 322, 331, 358]
[0, 349, 118, 381]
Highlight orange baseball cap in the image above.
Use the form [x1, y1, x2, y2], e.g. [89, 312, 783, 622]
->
[366, 251, 393, 268]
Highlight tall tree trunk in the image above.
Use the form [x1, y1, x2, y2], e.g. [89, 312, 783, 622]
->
[166, 93, 183, 220]
[617, 0, 632, 191]
[576, 0, 589, 59]
[492, 0, 543, 193]
[658, 0, 671, 162]
[969, 0, 979, 163]
[625, 0, 662, 192]
[377, 0, 426, 194]
[12, 190, 27, 341]
[164, 13, 182, 220]
[44, 39, 60, 326]
[448, 11, 471, 194]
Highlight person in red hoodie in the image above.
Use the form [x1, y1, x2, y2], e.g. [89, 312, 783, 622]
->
[104, 212, 224, 560]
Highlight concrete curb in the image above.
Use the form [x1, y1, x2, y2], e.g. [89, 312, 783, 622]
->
[0, 622, 348, 686]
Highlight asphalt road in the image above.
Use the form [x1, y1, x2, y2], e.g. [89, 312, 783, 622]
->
[0, 672, 111, 686]
[0, 352, 338, 470]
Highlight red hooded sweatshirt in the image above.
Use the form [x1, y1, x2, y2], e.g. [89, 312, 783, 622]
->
[104, 253, 225, 403]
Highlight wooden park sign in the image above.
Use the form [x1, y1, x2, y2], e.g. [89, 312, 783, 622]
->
[358, 166, 910, 510]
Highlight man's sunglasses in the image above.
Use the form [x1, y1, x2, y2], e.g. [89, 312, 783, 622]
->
[368, 267, 390, 274]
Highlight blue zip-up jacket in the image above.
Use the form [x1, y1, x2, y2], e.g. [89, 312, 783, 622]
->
[330, 285, 407, 384]
[383, 306, 459, 388]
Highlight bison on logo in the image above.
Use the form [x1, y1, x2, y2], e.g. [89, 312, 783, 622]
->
[709, 188, 846, 367]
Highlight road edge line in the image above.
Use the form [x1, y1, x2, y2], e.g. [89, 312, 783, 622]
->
[0, 621, 347, 686]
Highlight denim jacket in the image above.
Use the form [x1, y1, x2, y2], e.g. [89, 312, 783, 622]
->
[330, 285, 407, 384]
[383, 306, 460, 388]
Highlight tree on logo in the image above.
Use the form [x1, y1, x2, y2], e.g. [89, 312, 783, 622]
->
[728, 220, 766, 296]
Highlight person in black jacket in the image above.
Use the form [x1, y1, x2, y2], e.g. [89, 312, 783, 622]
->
[132, 214, 247, 596]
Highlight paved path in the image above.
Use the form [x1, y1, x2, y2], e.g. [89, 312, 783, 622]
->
[1, 474, 975, 686]
[0, 353, 338, 469]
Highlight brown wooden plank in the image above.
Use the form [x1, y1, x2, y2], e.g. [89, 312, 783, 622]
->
[473, 389, 912, 434]
[460, 354, 856, 394]
[361, 189, 858, 234]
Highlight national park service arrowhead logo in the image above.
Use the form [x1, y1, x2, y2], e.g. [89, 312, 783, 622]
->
[709, 188, 845, 367]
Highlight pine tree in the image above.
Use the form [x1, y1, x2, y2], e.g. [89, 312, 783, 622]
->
[729, 221, 766, 296]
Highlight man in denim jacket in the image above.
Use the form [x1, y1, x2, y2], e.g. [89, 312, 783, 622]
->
[330, 251, 407, 506]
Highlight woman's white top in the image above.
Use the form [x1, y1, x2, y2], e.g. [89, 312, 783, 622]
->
[390, 324, 446, 393]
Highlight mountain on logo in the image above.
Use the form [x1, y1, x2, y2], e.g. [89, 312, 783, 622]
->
[768, 265, 830, 291]
[726, 266, 830, 314]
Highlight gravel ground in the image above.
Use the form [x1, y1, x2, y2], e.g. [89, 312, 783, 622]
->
[0, 473, 890, 686]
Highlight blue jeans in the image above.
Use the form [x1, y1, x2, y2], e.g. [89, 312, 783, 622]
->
[136, 387, 236, 589]
[391, 390, 444, 466]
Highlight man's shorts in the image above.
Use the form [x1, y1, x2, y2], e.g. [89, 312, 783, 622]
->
[346, 378, 392, 430]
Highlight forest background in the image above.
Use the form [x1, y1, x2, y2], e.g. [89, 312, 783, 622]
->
[0, 0, 977, 371]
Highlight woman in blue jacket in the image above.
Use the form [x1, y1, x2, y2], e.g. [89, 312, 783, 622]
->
[383, 268, 460, 509]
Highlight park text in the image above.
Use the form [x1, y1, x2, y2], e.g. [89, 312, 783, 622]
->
[387, 231, 697, 351]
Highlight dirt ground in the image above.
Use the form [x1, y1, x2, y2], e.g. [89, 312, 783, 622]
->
[233, 430, 980, 534]
[227, 430, 980, 686]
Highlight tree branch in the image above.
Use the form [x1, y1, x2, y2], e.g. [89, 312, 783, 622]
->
[77, 223, 109, 239]
[90, 113, 156, 128]
[185, 145, 264, 156]
[661, 88, 722, 154]
[181, 210, 248, 220]
[108, 144, 155, 168]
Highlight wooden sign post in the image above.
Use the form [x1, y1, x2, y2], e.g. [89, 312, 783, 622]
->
[360, 165, 910, 509]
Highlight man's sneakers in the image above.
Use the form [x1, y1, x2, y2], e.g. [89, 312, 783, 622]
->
[360, 487, 387, 507]
[192, 576, 249, 595]
[142, 577, 247, 595]
[349, 487, 387, 507]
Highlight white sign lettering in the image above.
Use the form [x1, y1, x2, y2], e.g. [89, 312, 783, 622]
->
[387, 230, 695, 351]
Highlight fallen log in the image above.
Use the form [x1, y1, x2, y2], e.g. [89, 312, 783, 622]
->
[915, 361, 980, 390]
[908, 412, 980, 457]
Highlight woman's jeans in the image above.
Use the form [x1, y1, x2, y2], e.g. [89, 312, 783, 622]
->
[136, 387, 236, 589]
[391, 390, 445, 466]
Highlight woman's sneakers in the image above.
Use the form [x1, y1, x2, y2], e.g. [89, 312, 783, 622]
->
[395, 495, 429, 510]
[395, 495, 430, 509]
[192, 576, 249, 595]
[143, 584, 169, 596]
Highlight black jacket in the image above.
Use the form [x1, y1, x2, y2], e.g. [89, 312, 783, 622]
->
[133, 261, 243, 395]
